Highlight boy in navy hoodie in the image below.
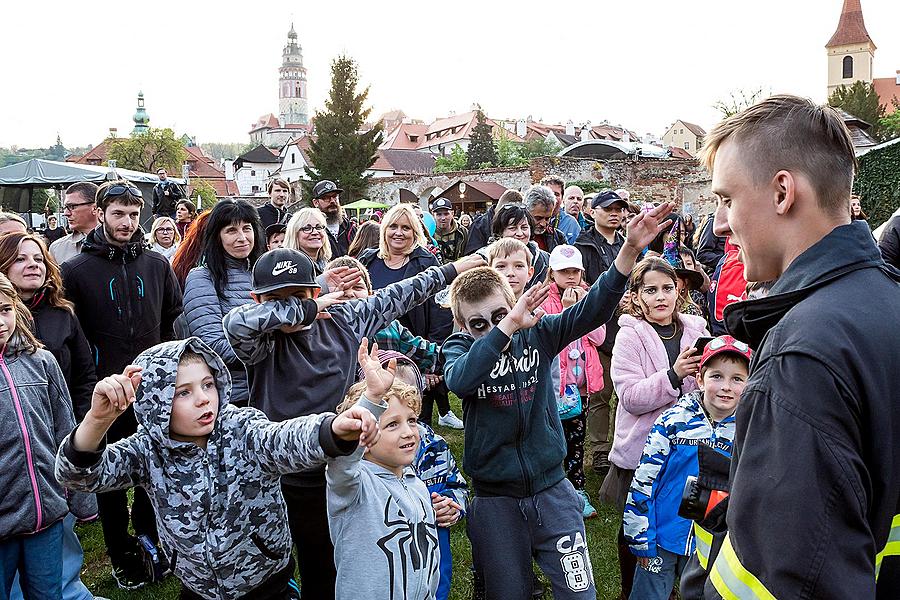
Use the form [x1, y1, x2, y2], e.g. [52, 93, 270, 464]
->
[442, 203, 672, 600]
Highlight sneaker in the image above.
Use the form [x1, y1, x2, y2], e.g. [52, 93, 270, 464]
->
[592, 454, 611, 476]
[577, 489, 598, 519]
[111, 551, 149, 590]
[438, 410, 464, 429]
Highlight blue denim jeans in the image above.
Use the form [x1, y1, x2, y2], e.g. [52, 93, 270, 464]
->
[629, 546, 689, 600]
[0, 519, 64, 600]
[8, 514, 91, 600]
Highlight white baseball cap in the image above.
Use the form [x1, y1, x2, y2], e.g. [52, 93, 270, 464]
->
[549, 245, 584, 271]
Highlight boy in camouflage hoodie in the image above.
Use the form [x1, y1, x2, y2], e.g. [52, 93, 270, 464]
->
[55, 337, 378, 600]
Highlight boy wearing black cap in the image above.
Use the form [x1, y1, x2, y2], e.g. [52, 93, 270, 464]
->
[223, 247, 485, 598]
[266, 223, 287, 251]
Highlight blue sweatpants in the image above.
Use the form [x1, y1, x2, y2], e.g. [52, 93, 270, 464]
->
[466, 478, 595, 600]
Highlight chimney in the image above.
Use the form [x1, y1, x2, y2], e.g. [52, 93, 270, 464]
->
[896, 70, 900, 84]
[565, 120, 575, 136]
[224, 160, 235, 181]
[516, 119, 526, 138]
[579, 126, 591, 142]
[109, 128, 117, 138]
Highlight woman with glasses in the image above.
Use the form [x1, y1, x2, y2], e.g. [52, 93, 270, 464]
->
[284, 208, 331, 274]
[489, 203, 550, 289]
[182, 200, 264, 405]
[146, 216, 181, 261]
[0, 231, 96, 600]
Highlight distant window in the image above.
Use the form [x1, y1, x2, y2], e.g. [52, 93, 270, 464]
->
[684, 141, 690, 150]
[843, 55, 853, 79]
[252, 185, 260, 193]
[409, 135, 418, 142]
[680, 128, 684, 134]
[251, 170, 256, 176]
[291, 153, 296, 164]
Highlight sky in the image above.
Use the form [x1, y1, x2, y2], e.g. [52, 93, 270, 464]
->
[1, 0, 898, 149]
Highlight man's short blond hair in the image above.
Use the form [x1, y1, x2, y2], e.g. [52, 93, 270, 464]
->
[337, 380, 421, 416]
[448, 266, 516, 325]
[487, 237, 533, 265]
[699, 94, 856, 217]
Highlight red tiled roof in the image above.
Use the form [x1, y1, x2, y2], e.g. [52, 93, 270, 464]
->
[668, 147, 694, 159]
[826, 0, 875, 48]
[370, 152, 394, 171]
[380, 123, 428, 150]
[873, 76, 899, 115]
[249, 113, 280, 133]
[679, 121, 706, 138]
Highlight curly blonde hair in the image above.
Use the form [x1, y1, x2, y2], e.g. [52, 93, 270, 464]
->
[336, 380, 421, 416]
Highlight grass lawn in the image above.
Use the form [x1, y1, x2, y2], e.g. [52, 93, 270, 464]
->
[79, 396, 623, 599]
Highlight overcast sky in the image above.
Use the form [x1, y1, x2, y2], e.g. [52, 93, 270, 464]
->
[2, 0, 898, 149]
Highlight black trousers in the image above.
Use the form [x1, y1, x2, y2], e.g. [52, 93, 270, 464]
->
[281, 483, 336, 599]
[420, 380, 451, 425]
[97, 407, 158, 565]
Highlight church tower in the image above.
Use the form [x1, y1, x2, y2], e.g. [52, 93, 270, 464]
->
[132, 91, 150, 135]
[278, 24, 309, 126]
[826, 0, 876, 97]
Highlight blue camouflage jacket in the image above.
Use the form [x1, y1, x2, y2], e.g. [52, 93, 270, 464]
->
[414, 423, 468, 514]
[623, 391, 735, 558]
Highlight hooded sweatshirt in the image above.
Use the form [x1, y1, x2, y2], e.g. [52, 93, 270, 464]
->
[0, 335, 75, 540]
[327, 397, 441, 600]
[55, 337, 356, 600]
[442, 264, 627, 497]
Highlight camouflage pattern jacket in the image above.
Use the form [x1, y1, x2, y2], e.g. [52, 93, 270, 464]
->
[55, 338, 356, 600]
[623, 391, 735, 558]
[414, 423, 468, 514]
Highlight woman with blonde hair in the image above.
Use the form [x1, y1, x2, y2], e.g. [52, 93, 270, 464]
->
[146, 216, 181, 261]
[285, 207, 332, 274]
[357, 203, 462, 429]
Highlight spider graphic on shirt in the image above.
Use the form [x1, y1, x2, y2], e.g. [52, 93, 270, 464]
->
[376, 494, 439, 600]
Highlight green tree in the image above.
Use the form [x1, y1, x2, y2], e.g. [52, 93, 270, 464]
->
[107, 128, 187, 174]
[201, 142, 255, 162]
[496, 129, 526, 167]
[713, 87, 767, 119]
[433, 145, 469, 173]
[465, 110, 498, 170]
[190, 178, 219, 210]
[878, 101, 900, 141]
[828, 81, 887, 140]
[303, 55, 383, 202]
[519, 137, 562, 160]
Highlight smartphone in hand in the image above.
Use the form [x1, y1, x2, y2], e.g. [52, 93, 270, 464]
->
[693, 336, 715, 355]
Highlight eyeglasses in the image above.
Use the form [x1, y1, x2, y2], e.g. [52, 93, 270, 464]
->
[100, 184, 143, 200]
[63, 201, 94, 212]
[298, 224, 326, 234]
[498, 203, 526, 212]
[157, 227, 175, 233]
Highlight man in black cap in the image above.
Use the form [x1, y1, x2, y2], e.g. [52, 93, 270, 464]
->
[312, 180, 357, 257]
[574, 189, 628, 476]
[431, 198, 469, 262]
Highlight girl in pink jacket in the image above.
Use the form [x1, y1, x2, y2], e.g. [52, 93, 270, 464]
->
[600, 256, 708, 597]
[541, 245, 605, 520]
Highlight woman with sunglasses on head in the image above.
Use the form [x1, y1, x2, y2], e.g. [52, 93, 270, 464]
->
[488, 202, 550, 289]
[182, 199, 264, 406]
[284, 208, 331, 274]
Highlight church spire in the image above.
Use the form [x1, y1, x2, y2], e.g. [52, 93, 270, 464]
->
[132, 91, 150, 135]
[826, 0, 876, 49]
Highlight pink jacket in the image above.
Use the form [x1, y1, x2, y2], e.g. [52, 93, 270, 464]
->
[541, 283, 606, 396]
[609, 312, 709, 470]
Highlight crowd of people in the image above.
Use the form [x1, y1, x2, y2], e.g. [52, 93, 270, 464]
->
[1, 95, 899, 600]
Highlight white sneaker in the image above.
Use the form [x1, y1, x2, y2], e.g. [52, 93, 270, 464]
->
[438, 410, 464, 429]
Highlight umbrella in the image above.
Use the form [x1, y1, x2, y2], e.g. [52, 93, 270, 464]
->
[342, 199, 390, 210]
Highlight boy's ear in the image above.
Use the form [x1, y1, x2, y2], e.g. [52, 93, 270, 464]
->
[528, 265, 535, 278]
[311, 288, 321, 299]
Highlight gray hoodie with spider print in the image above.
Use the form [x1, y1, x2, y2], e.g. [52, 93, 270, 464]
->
[55, 337, 357, 600]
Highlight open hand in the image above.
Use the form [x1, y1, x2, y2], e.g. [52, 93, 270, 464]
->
[625, 202, 674, 251]
[323, 266, 363, 293]
[89, 366, 142, 424]
[332, 404, 380, 448]
[452, 252, 487, 275]
[314, 290, 352, 320]
[431, 492, 463, 527]
[504, 282, 551, 332]
[358, 338, 395, 398]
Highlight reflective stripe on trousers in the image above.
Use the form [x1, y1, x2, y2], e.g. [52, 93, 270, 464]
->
[876, 514, 900, 580]
[693, 522, 713, 571]
[709, 534, 776, 600]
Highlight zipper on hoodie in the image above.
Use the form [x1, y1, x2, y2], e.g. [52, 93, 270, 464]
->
[121, 260, 135, 340]
[1, 352, 43, 531]
[398, 474, 426, 600]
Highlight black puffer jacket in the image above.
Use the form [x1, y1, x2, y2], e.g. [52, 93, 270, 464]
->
[358, 246, 453, 342]
[28, 291, 96, 421]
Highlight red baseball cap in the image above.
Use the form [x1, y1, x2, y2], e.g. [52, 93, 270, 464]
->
[700, 335, 752, 368]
